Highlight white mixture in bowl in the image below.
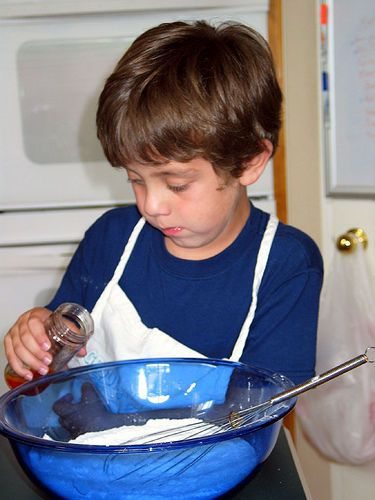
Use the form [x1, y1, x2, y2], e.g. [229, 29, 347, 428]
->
[44, 418, 222, 445]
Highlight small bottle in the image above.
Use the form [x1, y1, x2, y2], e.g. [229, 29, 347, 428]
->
[4, 303, 94, 390]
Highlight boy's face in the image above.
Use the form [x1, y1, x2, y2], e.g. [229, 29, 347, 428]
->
[126, 158, 250, 260]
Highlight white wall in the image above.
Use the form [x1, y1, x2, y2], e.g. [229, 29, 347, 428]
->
[282, 1, 375, 499]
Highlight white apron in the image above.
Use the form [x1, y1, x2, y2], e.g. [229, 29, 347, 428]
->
[70, 214, 278, 368]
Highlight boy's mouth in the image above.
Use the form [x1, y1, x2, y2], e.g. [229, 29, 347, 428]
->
[161, 227, 183, 236]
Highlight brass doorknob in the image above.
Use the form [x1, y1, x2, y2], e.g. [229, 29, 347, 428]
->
[336, 228, 368, 253]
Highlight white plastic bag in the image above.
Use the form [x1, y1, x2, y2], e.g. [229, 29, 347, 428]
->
[297, 242, 375, 464]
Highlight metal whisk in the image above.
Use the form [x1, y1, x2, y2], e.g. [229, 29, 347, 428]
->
[120, 347, 375, 445]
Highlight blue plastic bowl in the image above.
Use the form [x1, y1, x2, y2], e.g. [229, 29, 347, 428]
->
[0, 358, 295, 499]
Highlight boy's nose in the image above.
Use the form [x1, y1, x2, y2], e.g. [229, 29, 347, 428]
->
[143, 189, 171, 217]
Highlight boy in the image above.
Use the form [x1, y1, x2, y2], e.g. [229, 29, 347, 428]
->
[4, 20, 323, 386]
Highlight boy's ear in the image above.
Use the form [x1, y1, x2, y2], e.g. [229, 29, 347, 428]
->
[239, 140, 273, 187]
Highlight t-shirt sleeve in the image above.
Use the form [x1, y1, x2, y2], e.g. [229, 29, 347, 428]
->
[46, 207, 138, 312]
[46, 236, 92, 311]
[240, 229, 324, 385]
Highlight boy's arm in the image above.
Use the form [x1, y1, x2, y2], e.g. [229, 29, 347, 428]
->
[46, 238, 90, 312]
[241, 240, 323, 385]
[46, 207, 135, 312]
[4, 208, 134, 382]
[4, 224, 92, 381]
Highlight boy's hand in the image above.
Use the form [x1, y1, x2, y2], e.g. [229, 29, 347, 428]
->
[4, 307, 53, 381]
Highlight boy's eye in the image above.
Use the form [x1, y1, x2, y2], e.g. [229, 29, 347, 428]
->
[168, 184, 189, 193]
[127, 178, 144, 186]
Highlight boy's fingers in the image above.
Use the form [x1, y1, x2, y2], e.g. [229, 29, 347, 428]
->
[17, 321, 52, 364]
[7, 337, 50, 378]
[28, 308, 53, 349]
[4, 335, 34, 381]
[76, 346, 87, 357]
[4, 308, 53, 377]
[28, 316, 51, 351]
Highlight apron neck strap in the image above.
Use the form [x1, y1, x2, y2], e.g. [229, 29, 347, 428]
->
[112, 217, 146, 284]
[229, 214, 279, 362]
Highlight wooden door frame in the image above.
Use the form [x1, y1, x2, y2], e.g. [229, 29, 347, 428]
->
[268, 0, 295, 437]
[268, 0, 287, 224]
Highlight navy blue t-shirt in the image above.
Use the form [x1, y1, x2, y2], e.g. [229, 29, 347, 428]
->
[47, 204, 323, 384]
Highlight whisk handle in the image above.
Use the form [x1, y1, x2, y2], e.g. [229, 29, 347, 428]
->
[270, 347, 375, 406]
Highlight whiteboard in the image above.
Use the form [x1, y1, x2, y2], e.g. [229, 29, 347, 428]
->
[322, 0, 375, 197]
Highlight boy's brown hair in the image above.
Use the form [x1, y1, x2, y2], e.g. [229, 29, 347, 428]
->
[97, 20, 282, 178]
